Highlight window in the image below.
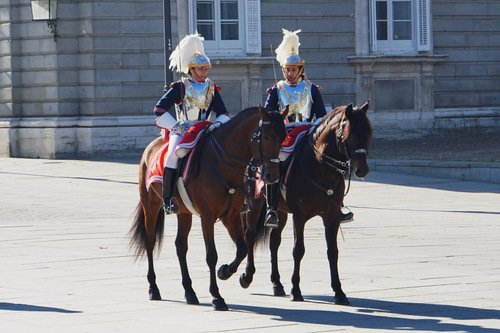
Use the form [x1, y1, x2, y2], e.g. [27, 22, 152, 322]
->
[370, 0, 431, 54]
[189, 0, 261, 55]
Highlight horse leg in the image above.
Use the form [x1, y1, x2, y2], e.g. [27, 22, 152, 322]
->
[201, 218, 228, 311]
[324, 218, 350, 305]
[290, 214, 306, 301]
[270, 211, 288, 296]
[217, 212, 248, 281]
[144, 199, 163, 300]
[175, 213, 199, 305]
[240, 196, 266, 289]
[240, 210, 258, 288]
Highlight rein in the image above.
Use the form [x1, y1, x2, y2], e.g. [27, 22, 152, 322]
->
[310, 111, 354, 196]
[203, 119, 279, 194]
[251, 120, 281, 166]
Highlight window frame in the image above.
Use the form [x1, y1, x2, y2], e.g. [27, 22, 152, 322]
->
[370, 0, 432, 54]
[189, 0, 245, 55]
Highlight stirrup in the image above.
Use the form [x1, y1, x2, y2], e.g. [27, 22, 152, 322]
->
[340, 211, 354, 223]
[240, 202, 250, 214]
[163, 201, 178, 215]
[264, 209, 279, 229]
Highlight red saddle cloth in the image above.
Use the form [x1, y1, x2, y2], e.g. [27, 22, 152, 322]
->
[176, 121, 211, 157]
[279, 124, 312, 161]
[145, 135, 169, 190]
[145, 121, 211, 190]
[253, 124, 313, 197]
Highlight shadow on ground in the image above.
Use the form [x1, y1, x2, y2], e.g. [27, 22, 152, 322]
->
[0, 302, 81, 313]
[230, 296, 499, 332]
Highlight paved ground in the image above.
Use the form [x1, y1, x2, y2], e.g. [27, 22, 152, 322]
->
[370, 128, 500, 162]
[1, 157, 499, 333]
[369, 129, 500, 184]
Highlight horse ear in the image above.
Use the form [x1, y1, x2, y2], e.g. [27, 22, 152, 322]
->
[280, 105, 289, 119]
[345, 104, 354, 118]
[360, 101, 369, 113]
[258, 105, 270, 121]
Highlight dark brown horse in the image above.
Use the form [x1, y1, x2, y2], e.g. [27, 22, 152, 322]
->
[240, 102, 372, 305]
[130, 107, 286, 310]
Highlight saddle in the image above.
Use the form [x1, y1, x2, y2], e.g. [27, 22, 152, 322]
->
[252, 124, 312, 198]
[145, 121, 211, 190]
[279, 124, 312, 161]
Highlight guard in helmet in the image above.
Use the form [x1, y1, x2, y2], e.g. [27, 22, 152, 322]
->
[154, 34, 229, 214]
[263, 29, 353, 228]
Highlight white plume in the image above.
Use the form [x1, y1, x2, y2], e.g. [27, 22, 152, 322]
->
[169, 34, 206, 74]
[275, 29, 301, 65]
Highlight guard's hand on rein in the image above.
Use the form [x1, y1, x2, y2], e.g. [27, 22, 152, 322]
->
[171, 122, 190, 136]
[208, 121, 222, 132]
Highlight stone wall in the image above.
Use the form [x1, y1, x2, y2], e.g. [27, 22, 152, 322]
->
[1, 0, 499, 158]
[260, 0, 356, 108]
[433, 1, 500, 109]
[432, 1, 500, 130]
[1, 0, 164, 158]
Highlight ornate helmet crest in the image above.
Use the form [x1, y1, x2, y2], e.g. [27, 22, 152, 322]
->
[275, 29, 304, 67]
[169, 34, 211, 74]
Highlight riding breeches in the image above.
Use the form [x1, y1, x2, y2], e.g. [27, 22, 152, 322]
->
[165, 133, 182, 169]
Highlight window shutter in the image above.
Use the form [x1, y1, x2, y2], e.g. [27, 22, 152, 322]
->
[245, 0, 261, 54]
[416, 0, 432, 51]
[369, 0, 377, 52]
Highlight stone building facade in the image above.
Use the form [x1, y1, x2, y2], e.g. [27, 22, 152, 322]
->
[1, 0, 499, 158]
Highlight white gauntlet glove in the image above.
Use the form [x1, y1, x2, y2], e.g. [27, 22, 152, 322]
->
[208, 114, 231, 132]
[171, 121, 194, 136]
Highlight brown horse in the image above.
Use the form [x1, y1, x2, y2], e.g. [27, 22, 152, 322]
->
[240, 102, 372, 305]
[130, 106, 286, 311]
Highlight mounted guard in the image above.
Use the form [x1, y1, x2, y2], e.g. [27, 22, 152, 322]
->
[263, 29, 328, 228]
[154, 34, 230, 214]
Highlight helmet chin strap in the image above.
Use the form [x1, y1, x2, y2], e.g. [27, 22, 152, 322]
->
[189, 69, 207, 83]
[282, 65, 305, 85]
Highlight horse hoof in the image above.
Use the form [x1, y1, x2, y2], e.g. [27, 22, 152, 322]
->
[212, 298, 228, 311]
[149, 286, 161, 301]
[290, 291, 304, 302]
[334, 294, 350, 305]
[240, 273, 252, 289]
[273, 284, 286, 296]
[217, 264, 232, 280]
[185, 292, 199, 305]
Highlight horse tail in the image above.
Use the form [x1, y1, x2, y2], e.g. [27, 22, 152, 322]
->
[252, 199, 270, 247]
[129, 203, 165, 259]
[129, 154, 165, 259]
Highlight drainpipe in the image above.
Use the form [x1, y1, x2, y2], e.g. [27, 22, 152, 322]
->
[163, 0, 173, 92]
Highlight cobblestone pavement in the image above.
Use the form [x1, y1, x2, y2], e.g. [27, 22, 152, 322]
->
[1, 158, 499, 332]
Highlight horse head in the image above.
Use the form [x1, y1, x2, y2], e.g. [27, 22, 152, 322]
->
[314, 102, 372, 178]
[339, 102, 372, 178]
[251, 106, 287, 184]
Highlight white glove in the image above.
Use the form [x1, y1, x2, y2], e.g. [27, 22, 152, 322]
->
[171, 121, 192, 135]
[155, 112, 177, 130]
[208, 114, 231, 131]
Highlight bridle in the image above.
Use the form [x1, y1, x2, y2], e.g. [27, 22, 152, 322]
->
[335, 112, 368, 166]
[311, 112, 350, 176]
[250, 119, 281, 167]
[310, 110, 368, 195]
[208, 117, 281, 192]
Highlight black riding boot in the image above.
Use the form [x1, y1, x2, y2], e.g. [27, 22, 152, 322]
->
[340, 203, 354, 223]
[162, 167, 179, 214]
[264, 183, 279, 229]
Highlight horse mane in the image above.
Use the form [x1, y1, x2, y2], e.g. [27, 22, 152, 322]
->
[312, 106, 343, 143]
[219, 107, 260, 134]
[312, 104, 372, 144]
[184, 107, 261, 183]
